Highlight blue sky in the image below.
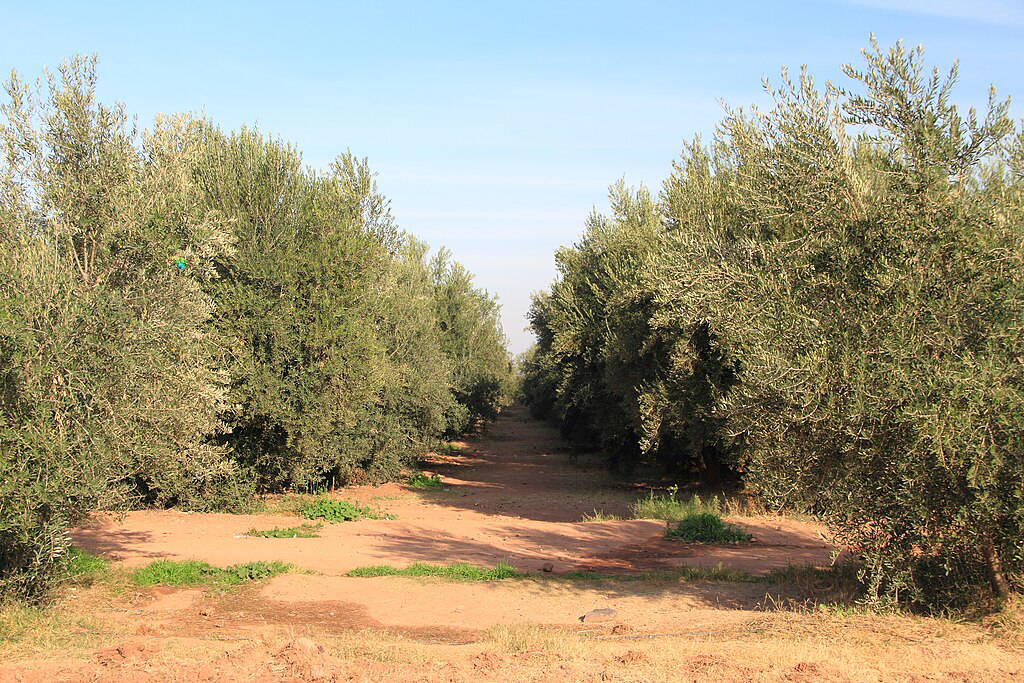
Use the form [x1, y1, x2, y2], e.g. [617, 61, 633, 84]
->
[3, 1, 1022, 352]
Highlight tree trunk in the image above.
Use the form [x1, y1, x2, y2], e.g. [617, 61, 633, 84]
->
[982, 540, 1011, 600]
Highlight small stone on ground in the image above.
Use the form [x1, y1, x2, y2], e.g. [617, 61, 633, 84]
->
[580, 607, 616, 623]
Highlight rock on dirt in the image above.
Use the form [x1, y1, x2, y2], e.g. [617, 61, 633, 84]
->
[275, 637, 335, 681]
[580, 608, 617, 623]
[96, 642, 152, 666]
[542, 562, 555, 572]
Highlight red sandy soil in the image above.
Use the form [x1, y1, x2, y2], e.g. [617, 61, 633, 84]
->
[72, 406, 831, 576]
[4, 407, 1020, 681]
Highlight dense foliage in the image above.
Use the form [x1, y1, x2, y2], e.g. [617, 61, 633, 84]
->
[525, 40, 1024, 610]
[0, 57, 511, 601]
[430, 248, 514, 434]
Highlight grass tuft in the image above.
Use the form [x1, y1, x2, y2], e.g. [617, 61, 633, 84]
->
[632, 488, 724, 522]
[558, 565, 760, 583]
[580, 509, 622, 521]
[346, 562, 523, 581]
[485, 624, 583, 655]
[245, 523, 322, 538]
[299, 497, 394, 522]
[667, 513, 752, 543]
[407, 472, 444, 489]
[130, 560, 289, 588]
[64, 548, 111, 585]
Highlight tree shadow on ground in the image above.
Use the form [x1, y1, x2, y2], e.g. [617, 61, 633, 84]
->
[71, 523, 162, 561]
[362, 522, 844, 608]
[415, 405, 644, 523]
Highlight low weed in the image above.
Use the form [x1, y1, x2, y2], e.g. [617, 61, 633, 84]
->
[667, 513, 752, 543]
[407, 472, 444, 489]
[245, 523, 322, 538]
[130, 560, 289, 588]
[299, 497, 394, 522]
[346, 562, 523, 581]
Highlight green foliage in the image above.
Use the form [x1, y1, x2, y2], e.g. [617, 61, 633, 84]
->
[0, 57, 508, 604]
[430, 248, 515, 433]
[346, 562, 523, 581]
[245, 524, 322, 538]
[193, 130, 443, 489]
[526, 38, 1024, 611]
[0, 56, 250, 602]
[298, 497, 390, 522]
[407, 473, 444, 489]
[130, 559, 289, 587]
[667, 514, 752, 544]
[521, 183, 739, 479]
[192, 132, 509, 490]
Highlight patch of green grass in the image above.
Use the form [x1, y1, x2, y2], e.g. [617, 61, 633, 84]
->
[299, 497, 394, 522]
[130, 560, 289, 588]
[407, 472, 444, 489]
[437, 442, 464, 455]
[557, 565, 761, 583]
[245, 523, 322, 538]
[345, 562, 766, 585]
[346, 562, 523, 581]
[65, 548, 111, 585]
[667, 513, 753, 543]
[341, 561, 862, 598]
[632, 488, 724, 522]
[580, 509, 622, 522]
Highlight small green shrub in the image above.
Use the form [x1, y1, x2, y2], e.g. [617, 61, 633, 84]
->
[131, 560, 289, 587]
[667, 513, 752, 544]
[407, 473, 444, 489]
[346, 562, 522, 581]
[245, 524, 322, 538]
[299, 497, 392, 522]
[220, 561, 290, 583]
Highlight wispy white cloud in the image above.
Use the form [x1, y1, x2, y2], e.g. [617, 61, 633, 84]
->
[846, 0, 1024, 25]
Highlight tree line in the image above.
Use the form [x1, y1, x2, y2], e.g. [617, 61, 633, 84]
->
[0, 56, 513, 601]
[522, 39, 1024, 610]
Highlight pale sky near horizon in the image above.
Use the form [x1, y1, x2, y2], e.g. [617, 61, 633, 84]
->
[3, 1, 1022, 352]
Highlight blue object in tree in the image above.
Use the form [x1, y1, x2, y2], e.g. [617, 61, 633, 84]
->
[175, 258, 186, 270]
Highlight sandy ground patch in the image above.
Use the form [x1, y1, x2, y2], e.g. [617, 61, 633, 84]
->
[5, 406, 1020, 681]
[73, 407, 831, 576]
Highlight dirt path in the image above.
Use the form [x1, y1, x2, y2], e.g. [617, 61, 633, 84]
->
[5, 407, 1021, 682]
[73, 405, 831, 576]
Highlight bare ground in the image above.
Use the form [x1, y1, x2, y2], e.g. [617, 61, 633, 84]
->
[2, 406, 1021, 681]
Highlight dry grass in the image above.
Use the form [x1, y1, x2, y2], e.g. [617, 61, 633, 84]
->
[0, 583, 138, 661]
[2, 588, 1023, 681]
[484, 624, 586, 655]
